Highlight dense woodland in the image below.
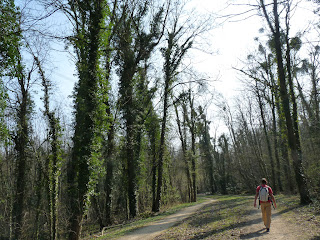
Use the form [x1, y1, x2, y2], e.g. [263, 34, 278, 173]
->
[0, 0, 319, 239]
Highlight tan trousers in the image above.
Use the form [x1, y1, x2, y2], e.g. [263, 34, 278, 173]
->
[260, 202, 272, 228]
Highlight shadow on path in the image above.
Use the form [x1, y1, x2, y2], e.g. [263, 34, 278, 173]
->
[188, 203, 304, 240]
[188, 213, 262, 240]
[310, 236, 320, 240]
[240, 228, 268, 239]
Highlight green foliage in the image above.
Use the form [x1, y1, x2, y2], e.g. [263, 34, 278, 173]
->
[0, 82, 8, 141]
[65, 1, 114, 238]
[267, 31, 286, 54]
[113, 1, 166, 217]
[290, 36, 302, 51]
[70, 0, 109, 181]
[0, 0, 21, 142]
[0, 0, 21, 77]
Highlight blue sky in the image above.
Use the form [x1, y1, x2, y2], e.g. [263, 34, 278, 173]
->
[26, 0, 318, 135]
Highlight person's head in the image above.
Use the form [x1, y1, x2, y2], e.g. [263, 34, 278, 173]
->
[261, 178, 267, 185]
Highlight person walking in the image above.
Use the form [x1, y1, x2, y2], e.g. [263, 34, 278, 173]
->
[254, 178, 277, 232]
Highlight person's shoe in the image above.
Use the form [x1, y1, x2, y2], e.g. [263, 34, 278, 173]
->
[266, 228, 270, 232]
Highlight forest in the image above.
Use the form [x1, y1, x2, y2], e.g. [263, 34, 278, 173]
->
[0, 0, 319, 239]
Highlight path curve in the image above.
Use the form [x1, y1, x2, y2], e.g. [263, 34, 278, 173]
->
[115, 198, 216, 240]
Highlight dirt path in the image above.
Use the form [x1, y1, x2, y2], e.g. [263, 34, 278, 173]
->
[240, 207, 311, 239]
[108, 197, 318, 240]
[114, 198, 216, 240]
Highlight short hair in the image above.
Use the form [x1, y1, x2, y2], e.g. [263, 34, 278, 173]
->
[261, 178, 267, 184]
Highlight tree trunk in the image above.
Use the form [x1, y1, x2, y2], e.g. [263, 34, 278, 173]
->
[154, 14, 193, 212]
[154, 79, 169, 212]
[261, 0, 311, 203]
[12, 56, 30, 240]
[67, 1, 106, 238]
[174, 103, 192, 202]
[188, 92, 197, 202]
[201, 121, 215, 195]
[34, 55, 61, 240]
[201, 130, 215, 194]
[270, 93, 283, 192]
[152, 148, 158, 211]
[104, 160, 114, 225]
[256, 85, 276, 190]
[270, 67, 292, 193]
[125, 88, 138, 218]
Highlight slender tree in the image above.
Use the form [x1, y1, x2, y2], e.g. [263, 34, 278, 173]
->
[11, 49, 34, 240]
[174, 94, 193, 201]
[198, 108, 215, 194]
[154, 17, 194, 210]
[34, 55, 62, 240]
[145, 107, 161, 212]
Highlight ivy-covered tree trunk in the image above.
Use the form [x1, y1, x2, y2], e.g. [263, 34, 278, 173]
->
[284, 24, 311, 204]
[0, 1, 23, 238]
[104, 103, 115, 226]
[12, 54, 32, 240]
[103, 12, 117, 224]
[34, 56, 61, 240]
[155, 29, 177, 210]
[66, 1, 107, 239]
[270, 66, 293, 193]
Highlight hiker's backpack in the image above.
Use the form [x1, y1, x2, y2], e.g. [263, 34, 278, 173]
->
[259, 186, 269, 202]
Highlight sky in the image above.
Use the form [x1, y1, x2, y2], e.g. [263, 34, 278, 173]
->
[42, 0, 318, 134]
[51, 1, 263, 107]
[190, 1, 317, 130]
[194, 0, 317, 97]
